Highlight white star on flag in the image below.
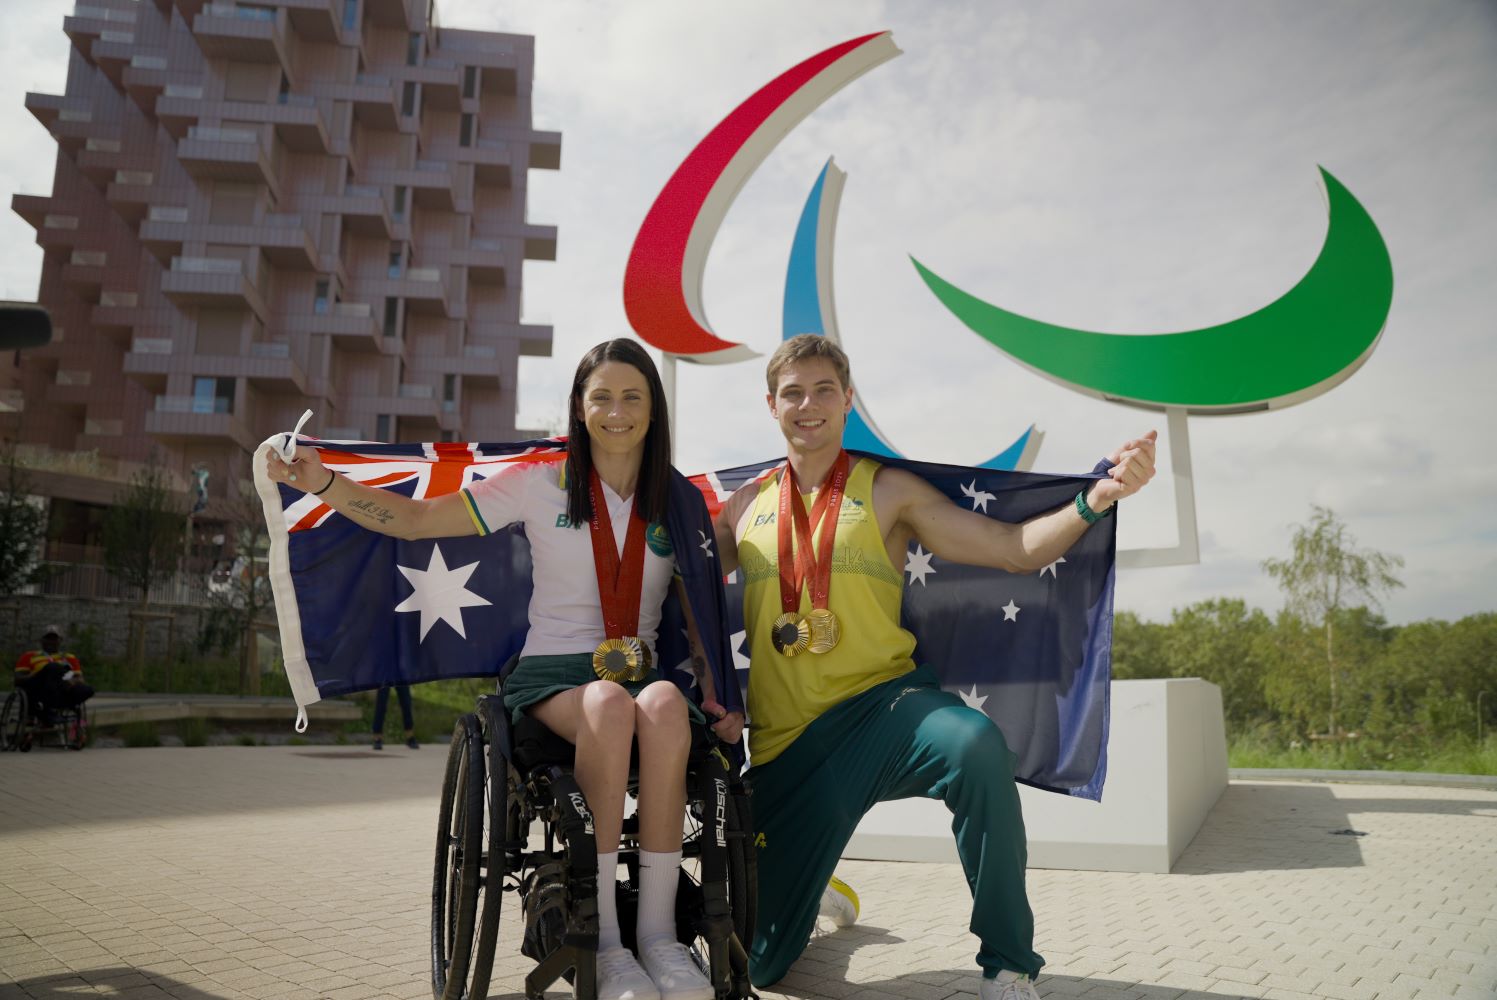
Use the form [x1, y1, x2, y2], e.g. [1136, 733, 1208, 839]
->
[905, 544, 936, 586]
[729, 629, 752, 674]
[1040, 557, 1066, 579]
[671, 628, 698, 688]
[1001, 599, 1021, 622]
[961, 480, 997, 514]
[959, 684, 989, 712]
[698, 529, 714, 559]
[393, 544, 492, 640]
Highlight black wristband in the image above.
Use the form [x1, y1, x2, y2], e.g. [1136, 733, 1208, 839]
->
[311, 469, 337, 496]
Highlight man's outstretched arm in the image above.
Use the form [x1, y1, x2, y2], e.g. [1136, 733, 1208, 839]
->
[887, 431, 1157, 574]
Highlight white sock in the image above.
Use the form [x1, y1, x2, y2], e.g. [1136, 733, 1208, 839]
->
[595, 850, 621, 951]
[635, 848, 682, 946]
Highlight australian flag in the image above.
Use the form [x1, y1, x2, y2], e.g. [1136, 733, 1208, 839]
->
[256, 439, 1115, 800]
[689, 453, 1116, 801]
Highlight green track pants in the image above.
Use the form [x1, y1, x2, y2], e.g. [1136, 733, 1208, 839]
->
[746, 666, 1043, 986]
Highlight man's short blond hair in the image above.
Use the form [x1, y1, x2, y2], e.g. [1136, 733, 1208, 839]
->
[765, 334, 851, 394]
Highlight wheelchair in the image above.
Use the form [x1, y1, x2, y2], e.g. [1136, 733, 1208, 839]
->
[0, 686, 87, 752]
[430, 687, 758, 1000]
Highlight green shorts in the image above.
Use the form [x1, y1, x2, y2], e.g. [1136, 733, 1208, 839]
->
[503, 651, 707, 727]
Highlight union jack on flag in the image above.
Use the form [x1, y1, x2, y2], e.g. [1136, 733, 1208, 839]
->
[256, 437, 1116, 799]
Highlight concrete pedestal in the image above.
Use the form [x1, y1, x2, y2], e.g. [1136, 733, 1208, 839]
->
[843, 678, 1227, 873]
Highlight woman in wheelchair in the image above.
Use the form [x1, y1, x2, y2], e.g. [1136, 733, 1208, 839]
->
[266, 339, 747, 1000]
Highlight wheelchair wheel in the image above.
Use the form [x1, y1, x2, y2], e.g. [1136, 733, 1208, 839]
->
[65, 706, 87, 751]
[462, 697, 510, 1000]
[431, 714, 484, 1000]
[0, 691, 24, 752]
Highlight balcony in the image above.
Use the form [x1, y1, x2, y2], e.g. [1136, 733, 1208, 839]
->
[476, 222, 557, 262]
[161, 256, 268, 319]
[64, 6, 136, 62]
[26, 94, 97, 153]
[480, 125, 562, 171]
[140, 210, 318, 269]
[333, 73, 399, 130]
[438, 38, 518, 80]
[519, 323, 553, 357]
[404, 58, 460, 110]
[91, 34, 140, 89]
[458, 137, 511, 186]
[105, 171, 156, 224]
[92, 290, 143, 344]
[365, 267, 451, 317]
[371, 159, 455, 211]
[245, 341, 310, 394]
[191, 4, 289, 68]
[328, 184, 393, 237]
[460, 237, 510, 285]
[146, 396, 255, 451]
[273, 0, 340, 41]
[287, 301, 383, 352]
[122, 336, 173, 392]
[49, 369, 94, 409]
[178, 127, 277, 194]
[62, 250, 107, 297]
[366, 0, 413, 27]
[0, 389, 24, 415]
[155, 83, 204, 135]
[12, 195, 85, 255]
[76, 136, 139, 186]
[123, 54, 169, 114]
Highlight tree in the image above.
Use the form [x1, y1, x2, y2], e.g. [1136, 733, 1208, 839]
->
[103, 462, 187, 668]
[201, 484, 274, 695]
[0, 447, 48, 599]
[1262, 506, 1403, 739]
[1160, 598, 1274, 728]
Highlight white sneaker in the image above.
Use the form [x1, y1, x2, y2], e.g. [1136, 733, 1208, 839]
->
[817, 875, 860, 927]
[596, 946, 660, 1000]
[979, 970, 1040, 1000]
[638, 936, 713, 1000]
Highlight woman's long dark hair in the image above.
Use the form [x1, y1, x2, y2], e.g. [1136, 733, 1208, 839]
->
[565, 338, 672, 528]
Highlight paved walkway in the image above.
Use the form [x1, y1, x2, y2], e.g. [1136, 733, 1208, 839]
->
[1, 747, 1493, 1000]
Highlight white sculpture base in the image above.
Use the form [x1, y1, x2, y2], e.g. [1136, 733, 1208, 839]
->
[843, 678, 1227, 873]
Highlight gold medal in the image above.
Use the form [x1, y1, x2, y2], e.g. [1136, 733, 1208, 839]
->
[805, 608, 841, 655]
[769, 613, 811, 657]
[592, 636, 651, 683]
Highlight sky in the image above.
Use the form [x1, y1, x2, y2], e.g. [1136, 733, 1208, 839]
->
[3, 0, 1494, 625]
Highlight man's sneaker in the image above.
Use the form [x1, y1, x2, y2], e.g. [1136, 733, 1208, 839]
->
[817, 875, 860, 927]
[405, 736, 420, 749]
[596, 946, 660, 1000]
[372, 737, 383, 750]
[638, 936, 712, 1000]
[979, 971, 1040, 1000]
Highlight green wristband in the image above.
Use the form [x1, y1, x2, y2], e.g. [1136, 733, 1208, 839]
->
[1074, 489, 1113, 525]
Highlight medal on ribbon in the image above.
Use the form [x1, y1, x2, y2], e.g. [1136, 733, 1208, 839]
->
[586, 466, 653, 682]
[771, 451, 849, 657]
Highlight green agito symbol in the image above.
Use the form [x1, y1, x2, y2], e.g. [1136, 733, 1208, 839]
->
[913, 168, 1393, 413]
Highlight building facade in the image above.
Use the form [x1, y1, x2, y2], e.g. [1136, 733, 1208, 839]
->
[7, 0, 559, 565]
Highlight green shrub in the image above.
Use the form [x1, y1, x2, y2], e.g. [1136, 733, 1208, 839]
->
[121, 721, 160, 748]
[177, 717, 210, 747]
[235, 732, 256, 747]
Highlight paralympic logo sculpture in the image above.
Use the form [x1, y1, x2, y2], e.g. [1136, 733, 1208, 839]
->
[622, 31, 1393, 567]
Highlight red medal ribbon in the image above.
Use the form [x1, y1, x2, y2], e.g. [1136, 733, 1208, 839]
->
[587, 466, 649, 640]
[776, 450, 850, 614]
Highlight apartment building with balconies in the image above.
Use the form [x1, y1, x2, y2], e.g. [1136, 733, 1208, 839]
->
[8, 0, 559, 564]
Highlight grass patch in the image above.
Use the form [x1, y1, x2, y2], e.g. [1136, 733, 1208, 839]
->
[1229, 734, 1497, 775]
[234, 732, 257, 747]
[177, 717, 210, 747]
[363, 678, 494, 747]
[120, 721, 160, 748]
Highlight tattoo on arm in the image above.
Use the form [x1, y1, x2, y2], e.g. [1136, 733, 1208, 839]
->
[346, 498, 395, 526]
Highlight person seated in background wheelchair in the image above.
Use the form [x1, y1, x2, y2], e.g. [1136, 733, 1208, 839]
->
[266, 338, 744, 1000]
[14, 625, 94, 726]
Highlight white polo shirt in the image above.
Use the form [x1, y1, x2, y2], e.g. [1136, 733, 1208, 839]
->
[460, 460, 676, 660]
